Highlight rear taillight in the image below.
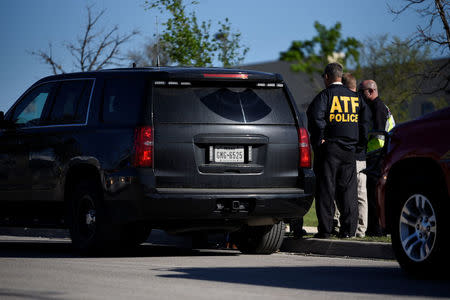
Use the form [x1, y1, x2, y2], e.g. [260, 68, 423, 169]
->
[203, 73, 248, 79]
[134, 126, 153, 167]
[298, 127, 311, 168]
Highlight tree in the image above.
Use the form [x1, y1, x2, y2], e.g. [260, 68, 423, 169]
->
[30, 6, 139, 74]
[389, 0, 449, 51]
[361, 35, 432, 122]
[214, 18, 249, 67]
[389, 0, 450, 94]
[144, 0, 248, 67]
[128, 38, 172, 67]
[280, 21, 361, 87]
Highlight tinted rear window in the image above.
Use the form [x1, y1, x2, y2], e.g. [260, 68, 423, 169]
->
[154, 86, 295, 124]
[47, 80, 92, 124]
[102, 78, 146, 125]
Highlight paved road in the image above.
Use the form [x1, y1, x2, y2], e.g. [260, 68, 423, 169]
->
[0, 237, 449, 300]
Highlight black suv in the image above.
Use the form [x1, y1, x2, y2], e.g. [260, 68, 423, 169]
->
[0, 67, 314, 254]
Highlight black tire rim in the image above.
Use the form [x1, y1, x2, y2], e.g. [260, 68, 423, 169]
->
[399, 194, 437, 262]
[78, 195, 97, 240]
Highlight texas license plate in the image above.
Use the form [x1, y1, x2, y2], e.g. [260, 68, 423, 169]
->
[214, 146, 245, 163]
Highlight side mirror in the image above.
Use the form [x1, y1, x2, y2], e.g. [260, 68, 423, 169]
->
[0, 111, 15, 129]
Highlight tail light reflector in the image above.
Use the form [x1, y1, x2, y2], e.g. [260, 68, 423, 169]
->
[134, 126, 153, 167]
[298, 127, 311, 168]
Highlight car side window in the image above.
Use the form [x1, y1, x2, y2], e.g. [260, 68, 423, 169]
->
[47, 80, 93, 125]
[102, 78, 145, 125]
[10, 83, 56, 127]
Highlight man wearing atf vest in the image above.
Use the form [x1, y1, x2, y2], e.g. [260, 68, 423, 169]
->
[359, 79, 395, 236]
[359, 80, 395, 152]
[307, 63, 370, 239]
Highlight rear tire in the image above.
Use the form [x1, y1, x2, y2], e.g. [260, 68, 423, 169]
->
[390, 179, 449, 276]
[235, 221, 285, 254]
[68, 180, 117, 254]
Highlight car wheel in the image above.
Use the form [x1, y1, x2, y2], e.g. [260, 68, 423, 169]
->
[234, 221, 285, 254]
[391, 182, 449, 275]
[68, 180, 115, 253]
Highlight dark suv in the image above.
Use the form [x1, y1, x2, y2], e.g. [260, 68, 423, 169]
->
[377, 106, 450, 274]
[0, 67, 314, 254]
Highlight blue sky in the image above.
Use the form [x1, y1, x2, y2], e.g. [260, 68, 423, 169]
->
[0, 0, 429, 111]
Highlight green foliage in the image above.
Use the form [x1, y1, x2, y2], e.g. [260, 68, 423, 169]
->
[145, 0, 248, 67]
[145, 0, 213, 66]
[361, 35, 431, 123]
[280, 21, 361, 76]
[215, 18, 249, 67]
[428, 97, 449, 111]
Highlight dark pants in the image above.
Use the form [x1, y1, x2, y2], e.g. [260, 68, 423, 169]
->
[315, 142, 358, 236]
[365, 152, 384, 236]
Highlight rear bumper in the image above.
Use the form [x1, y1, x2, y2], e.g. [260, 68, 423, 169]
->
[103, 168, 315, 228]
[105, 187, 313, 226]
[145, 188, 313, 219]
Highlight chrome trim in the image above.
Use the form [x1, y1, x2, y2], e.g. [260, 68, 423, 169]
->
[156, 188, 304, 194]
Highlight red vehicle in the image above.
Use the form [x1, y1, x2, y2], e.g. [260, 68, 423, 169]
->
[377, 106, 450, 274]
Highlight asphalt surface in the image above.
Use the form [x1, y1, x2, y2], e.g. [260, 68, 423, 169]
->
[1, 236, 449, 300]
[0, 227, 394, 260]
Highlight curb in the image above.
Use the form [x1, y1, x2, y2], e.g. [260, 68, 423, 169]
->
[280, 236, 395, 260]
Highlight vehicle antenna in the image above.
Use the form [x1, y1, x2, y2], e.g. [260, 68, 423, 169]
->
[156, 16, 160, 68]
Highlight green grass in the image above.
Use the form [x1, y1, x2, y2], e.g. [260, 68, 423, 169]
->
[303, 200, 318, 227]
[357, 235, 391, 243]
[297, 234, 391, 243]
[301, 199, 391, 243]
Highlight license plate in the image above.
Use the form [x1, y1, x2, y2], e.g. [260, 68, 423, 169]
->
[214, 146, 244, 163]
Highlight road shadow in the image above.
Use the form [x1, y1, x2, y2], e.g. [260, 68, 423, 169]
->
[157, 265, 450, 298]
[0, 239, 239, 259]
[0, 288, 65, 300]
